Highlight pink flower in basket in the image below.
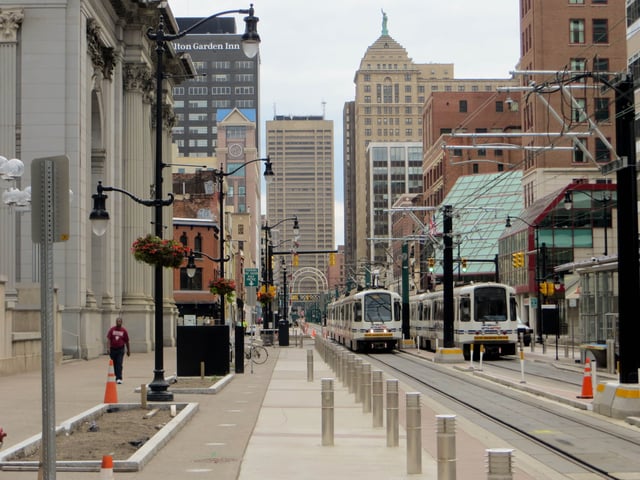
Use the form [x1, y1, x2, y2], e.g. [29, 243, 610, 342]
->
[209, 278, 236, 303]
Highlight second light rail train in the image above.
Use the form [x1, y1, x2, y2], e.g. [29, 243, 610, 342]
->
[409, 282, 518, 359]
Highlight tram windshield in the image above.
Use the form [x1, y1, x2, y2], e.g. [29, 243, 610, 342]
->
[474, 287, 508, 322]
[363, 293, 393, 323]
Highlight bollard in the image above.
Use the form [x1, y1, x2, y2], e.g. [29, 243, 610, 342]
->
[362, 363, 372, 413]
[372, 370, 384, 427]
[355, 358, 363, 402]
[307, 349, 314, 382]
[406, 393, 422, 474]
[486, 448, 514, 480]
[436, 414, 456, 480]
[342, 352, 349, 386]
[347, 354, 356, 394]
[335, 349, 342, 380]
[321, 378, 334, 446]
[386, 379, 399, 447]
[140, 384, 147, 409]
[200, 361, 205, 379]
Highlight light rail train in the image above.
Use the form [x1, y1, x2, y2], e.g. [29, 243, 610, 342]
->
[409, 282, 518, 359]
[326, 288, 402, 352]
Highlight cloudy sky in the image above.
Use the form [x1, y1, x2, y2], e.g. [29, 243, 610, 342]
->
[168, 1, 521, 246]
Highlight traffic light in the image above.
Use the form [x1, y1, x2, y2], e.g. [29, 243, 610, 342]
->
[461, 258, 467, 272]
[546, 281, 554, 296]
[428, 257, 435, 272]
[539, 281, 547, 295]
[512, 251, 525, 268]
[293, 253, 299, 267]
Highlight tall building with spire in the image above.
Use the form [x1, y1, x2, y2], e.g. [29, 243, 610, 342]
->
[344, 12, 516, 274]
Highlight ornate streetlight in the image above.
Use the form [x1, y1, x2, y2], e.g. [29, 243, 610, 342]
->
[90, 5, 260, 400]
[262, 216, 300, 345]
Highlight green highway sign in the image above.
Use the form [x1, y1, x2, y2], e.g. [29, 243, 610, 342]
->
[244, 268, 259, 287]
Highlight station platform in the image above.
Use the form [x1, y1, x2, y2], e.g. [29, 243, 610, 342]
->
[0, 332, 629, 479]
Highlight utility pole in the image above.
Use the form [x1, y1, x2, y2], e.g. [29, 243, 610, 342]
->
[442, 205, 454, 348]
[614, 74, 639, 384]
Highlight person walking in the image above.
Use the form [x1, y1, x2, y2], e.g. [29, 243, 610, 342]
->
[106, 317, 130, 384]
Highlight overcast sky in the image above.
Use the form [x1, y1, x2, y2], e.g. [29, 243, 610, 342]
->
[168, 1, 521, 246]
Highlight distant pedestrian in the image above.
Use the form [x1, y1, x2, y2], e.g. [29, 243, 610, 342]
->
[106, 317, 130, 384]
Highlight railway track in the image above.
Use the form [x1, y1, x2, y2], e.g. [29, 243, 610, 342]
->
[364, 351, 640, 479]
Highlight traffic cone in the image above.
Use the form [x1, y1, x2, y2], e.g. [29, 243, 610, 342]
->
[103, 360, 118, 404]
[577, 358, 594, 399]
[100, 454, 114, 479]
[311, 329, 316, 338]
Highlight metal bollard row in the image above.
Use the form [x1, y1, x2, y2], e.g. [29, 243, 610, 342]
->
[318, 341, 515, 479]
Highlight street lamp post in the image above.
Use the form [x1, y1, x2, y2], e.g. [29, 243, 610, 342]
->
[262, 216, 299, 344]
[210, 158, 273, 370]
[90, 5, 260, 400]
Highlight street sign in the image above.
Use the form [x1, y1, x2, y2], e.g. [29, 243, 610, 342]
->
[244, 268, 259, 287]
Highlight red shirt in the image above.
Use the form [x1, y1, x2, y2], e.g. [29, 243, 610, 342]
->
[107, 326, 129, 349]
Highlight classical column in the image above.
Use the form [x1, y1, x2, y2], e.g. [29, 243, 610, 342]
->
[121, 63, 154, 352]
[0, 9, 24, 302]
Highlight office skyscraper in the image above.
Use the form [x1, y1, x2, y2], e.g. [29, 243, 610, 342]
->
[266, 116, 334, 292]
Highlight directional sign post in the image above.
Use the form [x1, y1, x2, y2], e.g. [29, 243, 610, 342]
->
[244, 268, 259, 287]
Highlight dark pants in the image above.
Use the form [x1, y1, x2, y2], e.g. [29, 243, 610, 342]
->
[109, 347, 125, 381]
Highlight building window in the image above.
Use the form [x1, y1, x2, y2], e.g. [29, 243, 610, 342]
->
[571, 58, 587, 80]
[496, 101, 504, 112]
[364, 96, 371, 103]
[478, 148, 486, 157]
[570, 19, 585, 43]
[569, 0, 584, 3]
[595, 97, 610, 121]
[593, 19, 608, 43]
[595, 138, 610, 162]
[195, 234, 202, 254]
[572, 98, 587, 122]
[187, 86, 208, 95]
[459, 100, 467, 113]
[238, 224, 244, 235]
[573, 138, 586, 162]
[473, 163, 479, 174]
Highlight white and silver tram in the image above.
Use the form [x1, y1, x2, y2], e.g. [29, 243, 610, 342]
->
[409, 282, 518, 359]
[327, 289, 402, 352]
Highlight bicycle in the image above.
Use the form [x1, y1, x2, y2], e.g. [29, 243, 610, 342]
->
[245, 341, 268, 365]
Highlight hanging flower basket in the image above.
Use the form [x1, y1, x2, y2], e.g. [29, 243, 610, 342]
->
[209, 278, 236, 303]
[131, 234, 188, 268]
[257, 285, 276, 306]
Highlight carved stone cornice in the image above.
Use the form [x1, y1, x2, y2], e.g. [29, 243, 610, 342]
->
[0, 8, 24, 43]
[86, 18, 116, 80]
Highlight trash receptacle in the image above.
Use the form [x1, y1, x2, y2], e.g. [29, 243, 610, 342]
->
[278, 320, 290, 346]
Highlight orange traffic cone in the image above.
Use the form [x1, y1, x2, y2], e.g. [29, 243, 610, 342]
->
[311, 329, 316, 338]
[577, 358, 594, 399]
[103, 360, 118, 404]
[100, 454, 114, 479]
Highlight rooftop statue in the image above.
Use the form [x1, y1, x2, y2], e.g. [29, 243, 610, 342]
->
[381, 9, 388, 36]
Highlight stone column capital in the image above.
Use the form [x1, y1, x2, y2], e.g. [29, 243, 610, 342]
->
[0, 9, 24, 43]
